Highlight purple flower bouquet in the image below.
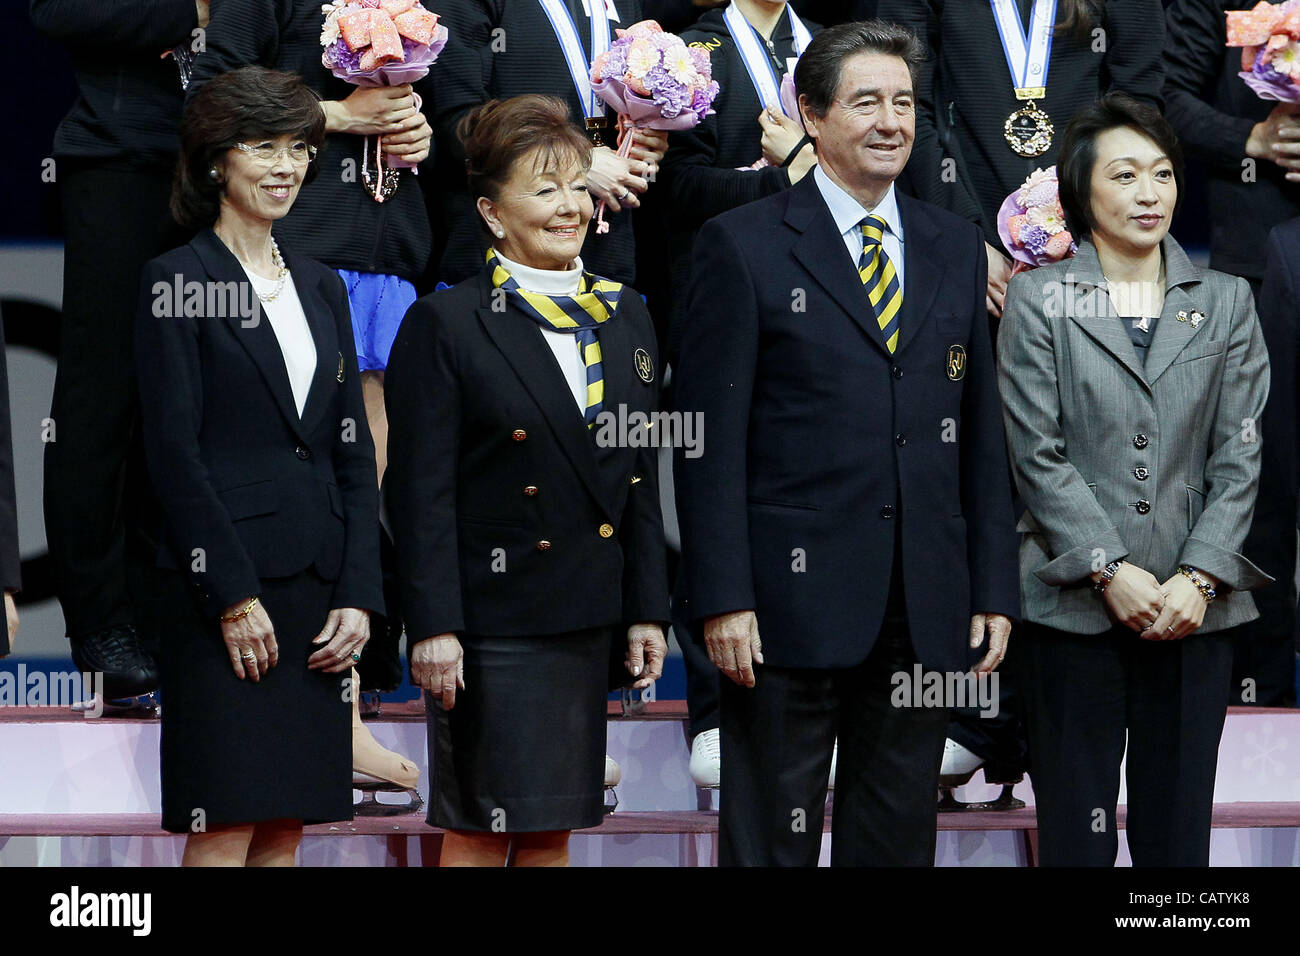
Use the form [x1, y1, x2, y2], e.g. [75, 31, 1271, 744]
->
[996, 166, 1077, 274]
[589, 19, 719, 231]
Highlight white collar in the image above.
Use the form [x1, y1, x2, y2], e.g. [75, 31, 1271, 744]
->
[812, 165, 904, 240]
[493, 248, 584, 296]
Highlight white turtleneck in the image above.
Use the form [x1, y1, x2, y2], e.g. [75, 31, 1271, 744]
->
[493, 248, 587, 412]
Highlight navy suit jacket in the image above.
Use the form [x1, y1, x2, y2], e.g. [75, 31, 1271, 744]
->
[136, 229, 385, 621]
[385, 266, 671, 647]
[673, 173, 1019, 673]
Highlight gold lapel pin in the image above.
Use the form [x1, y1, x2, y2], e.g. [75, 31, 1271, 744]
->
[1176, 310, 1188, 323]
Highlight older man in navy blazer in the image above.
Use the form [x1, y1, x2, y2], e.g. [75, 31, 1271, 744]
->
[673, 20, 1019, 866]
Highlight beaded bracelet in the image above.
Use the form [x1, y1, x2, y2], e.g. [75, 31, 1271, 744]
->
[1176, 565, 1217, 603]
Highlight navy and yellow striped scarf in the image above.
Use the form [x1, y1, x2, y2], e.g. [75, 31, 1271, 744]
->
[487, 248, 623, 427]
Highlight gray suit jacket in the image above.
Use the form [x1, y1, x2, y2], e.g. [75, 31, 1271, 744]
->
[998, 236, 1271, 634]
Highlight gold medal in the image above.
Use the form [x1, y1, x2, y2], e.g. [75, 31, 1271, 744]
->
[1004, 89, 1053, 158]
[585, 116, 610, 147]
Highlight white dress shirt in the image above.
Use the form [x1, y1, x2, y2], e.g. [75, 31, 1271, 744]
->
[812, 164, 905, 289]
[242, 266, 316, 417]
[493, 248, 588, 413]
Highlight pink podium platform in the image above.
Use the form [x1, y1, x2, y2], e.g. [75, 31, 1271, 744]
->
[1, 701, 1296, 866]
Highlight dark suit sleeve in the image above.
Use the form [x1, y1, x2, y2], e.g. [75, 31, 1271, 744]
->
[877, 0, 984, 225]
[0, 323, 18, 657]
[661, 45, 792, 229]
[1164, 0, 1257, 173]
[1101, 1, 1165, 109]
[957, 224, 1019, 617]
[183, 0, 280, 106]
[0, 323, 19, 596]
[619, 302, 671, 625]
[135, 259, 263, 619]
[1258, 224, 1299, 504]
[385, 297, 467, 650]
[673, 217, 759, 619]
[30, 0, 198, 51]
[325, 272, 385, 615]
[429, 0, 498, 178]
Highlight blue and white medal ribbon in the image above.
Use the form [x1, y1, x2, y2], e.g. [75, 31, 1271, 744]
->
[723, 1, 811, 113]
[539, 0, 612, 138]
[989, 0, 1057, 156]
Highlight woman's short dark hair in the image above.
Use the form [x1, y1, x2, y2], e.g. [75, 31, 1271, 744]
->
[173, 66, 326, 231]
[793, 20, 925, 120]
[1057, 92, 1184, 239]
[458, 94, 593, 236]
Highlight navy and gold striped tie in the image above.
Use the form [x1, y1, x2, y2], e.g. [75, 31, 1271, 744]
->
[858, 215, 902, 353]
[487, 249, 622, 428]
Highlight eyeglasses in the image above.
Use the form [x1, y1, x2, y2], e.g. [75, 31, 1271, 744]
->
[232, 141, 318, 166]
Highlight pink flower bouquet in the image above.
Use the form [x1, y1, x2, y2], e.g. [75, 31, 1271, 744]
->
[589, 19, 719, 231]
[1225, 0, 1300, 101]
[320, 0, 449, 199]
[996, 166, 1077, 275]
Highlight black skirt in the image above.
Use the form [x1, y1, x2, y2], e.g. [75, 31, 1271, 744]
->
[158, 568, 352, 833]
[426, 627, 610, 833]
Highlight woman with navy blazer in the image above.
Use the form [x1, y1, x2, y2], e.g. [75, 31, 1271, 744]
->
[135, 67, 384, 865]
[386, 96, 670, 867]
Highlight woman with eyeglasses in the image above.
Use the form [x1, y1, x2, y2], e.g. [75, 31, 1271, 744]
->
[135, 67, 384, 866]
[185, 0, 436, 807]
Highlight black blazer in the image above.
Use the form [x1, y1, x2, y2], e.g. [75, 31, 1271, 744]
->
[30, 0, 196, 166]
[673, 174, 1020, 673]
[135, 229, 385, 620]
[385, 265, 671, 646]
[1164, 0, 1300, 282]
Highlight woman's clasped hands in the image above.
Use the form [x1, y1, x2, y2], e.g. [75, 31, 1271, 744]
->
[1100, 562, 1210, 641]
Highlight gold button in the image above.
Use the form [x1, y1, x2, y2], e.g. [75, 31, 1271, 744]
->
[535, 540, 551, 551]
[523, 485, 538, 496]
[512, 429, 527, 442]
[599, 523, 614, 538]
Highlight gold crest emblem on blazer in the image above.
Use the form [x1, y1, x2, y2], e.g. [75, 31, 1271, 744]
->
[947, 344, 966, 381]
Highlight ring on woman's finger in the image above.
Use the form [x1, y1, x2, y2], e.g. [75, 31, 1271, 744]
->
[241, 650, 257, 661]
[351, 651, 362, 662]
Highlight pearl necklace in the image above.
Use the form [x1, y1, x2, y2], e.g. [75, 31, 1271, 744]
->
[248, 239, 289, 303]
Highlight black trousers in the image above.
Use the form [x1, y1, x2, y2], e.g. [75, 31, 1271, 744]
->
[46, 163, 186, 639]
[1016, 620, 1235, 867]
[718, 570, 949, 866]
[946, 652, 1027, 782]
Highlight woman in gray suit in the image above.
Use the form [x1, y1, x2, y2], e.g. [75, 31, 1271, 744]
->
[997, 94, 1271, 866]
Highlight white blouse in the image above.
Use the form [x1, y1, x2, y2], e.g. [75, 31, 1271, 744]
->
[493, 249, 588, 413]
[241, 266, 317, 418]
